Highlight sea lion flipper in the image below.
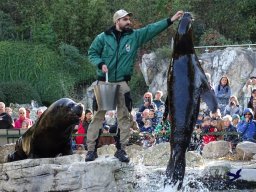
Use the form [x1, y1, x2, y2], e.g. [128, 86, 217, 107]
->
[200, 80, 218, 113]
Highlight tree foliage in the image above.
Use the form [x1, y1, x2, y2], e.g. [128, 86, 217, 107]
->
[0, 0, 256, 105]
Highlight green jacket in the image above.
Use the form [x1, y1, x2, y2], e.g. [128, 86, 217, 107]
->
[88, 18, 173, 82]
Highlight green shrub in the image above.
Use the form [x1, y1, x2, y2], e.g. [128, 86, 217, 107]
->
[130, 72, 148, 108]
[0, 81, 41, 105]
[0, 88, 6, 103]
[0, 41, 96, 105]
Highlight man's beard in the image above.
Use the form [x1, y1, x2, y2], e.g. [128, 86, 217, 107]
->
[120, 24, 132, 31]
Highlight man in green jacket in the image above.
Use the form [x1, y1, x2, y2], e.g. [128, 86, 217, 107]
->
[85, 9, 183, 162]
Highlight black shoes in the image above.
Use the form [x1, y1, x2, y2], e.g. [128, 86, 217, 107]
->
[114, 149, 130, 163]
[85, 149, 130, 163]
[85, 151, 98, 161]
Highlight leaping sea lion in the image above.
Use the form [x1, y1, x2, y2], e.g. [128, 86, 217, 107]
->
[165, 12, 218, 190]
[7, 98, 83, 162]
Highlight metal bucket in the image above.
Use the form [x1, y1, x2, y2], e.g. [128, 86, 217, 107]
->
[94, 83, 120, 111]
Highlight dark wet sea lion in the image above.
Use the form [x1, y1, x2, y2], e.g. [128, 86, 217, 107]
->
[165, 12, 218, 190]
[7, 98, 83, 162]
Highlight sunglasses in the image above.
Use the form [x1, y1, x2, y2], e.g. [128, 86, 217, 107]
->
[144, 97, 150, 99]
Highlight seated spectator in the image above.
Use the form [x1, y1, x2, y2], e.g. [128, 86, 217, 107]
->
[139, 119, 155, 148]
[155, 104, 165, 123]
[128, 112, 141, 146]
[224, 96, 242, 117]
[196, 113, 204, 128]
[243, 76, 256, 109]
[214, 76, 231, 115]
[148, 109, 158, 129]
[139, 92, 157, 113]
[201, 116, 217, 145]
[222, 115, 239, 151]
[136, 109, 150, 129]
[36, 108, 44, 119]
[247, 89, 256, 119]
[75, 109, 93, 149]
[0, 102, 13, 129]
[153, 90, 165, 110]
[14, 107, 33, 128]
[21, 120, 30, 129]
[5, 107, 13, 117]
[232, 114, 240, 128]
[210, 109, 223, 134]
[103, 110, 117, 133]
[140, 119, 153, 134]
[155, 121, 171, 144]
[237, 108, 256, 143]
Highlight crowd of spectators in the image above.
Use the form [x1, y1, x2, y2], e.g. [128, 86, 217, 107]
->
[1, 75, 256, 153]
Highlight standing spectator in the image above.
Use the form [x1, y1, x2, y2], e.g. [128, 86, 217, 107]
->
[242, 77, 256, 109]
[139, 92, 157, 113]
[14, 107, 33, 128]
[153, 90, 165, 110]
[85, 9, 183, 162]
[232, 114, 240, 128]
[224, 96, 242, 117]
[222, 115, 239, 151]
[237, 108, 256, 142]
[214, 76, 231, 115]
[0, 102, 13, 129]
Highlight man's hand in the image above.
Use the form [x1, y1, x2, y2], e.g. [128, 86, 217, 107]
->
[102, 64, 108, 73]
[171, 10, 184, 22]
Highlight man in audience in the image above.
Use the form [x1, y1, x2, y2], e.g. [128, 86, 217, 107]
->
[0, 102, 13, 129]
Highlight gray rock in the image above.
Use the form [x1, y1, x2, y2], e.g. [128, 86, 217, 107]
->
[186, 151, 204, 167]
[235, 141, 256, 160]
[140, 47, 256, 104]
[0, 143, 15, 163]
[202, 140, 230, 159]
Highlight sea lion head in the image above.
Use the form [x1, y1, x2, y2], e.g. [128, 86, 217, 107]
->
[177, 12, 193, 36]
[38, 98, 84, 129]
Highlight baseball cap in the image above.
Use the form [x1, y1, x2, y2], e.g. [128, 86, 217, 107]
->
[113, 9, 133, 23]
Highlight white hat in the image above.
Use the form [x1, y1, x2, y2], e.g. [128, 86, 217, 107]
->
[113, 9, 132, 23]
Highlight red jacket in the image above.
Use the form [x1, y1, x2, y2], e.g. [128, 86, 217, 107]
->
[202, 126, 217, 144]
[75, 122, 86, 145]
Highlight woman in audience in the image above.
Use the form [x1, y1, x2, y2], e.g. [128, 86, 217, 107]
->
[214, 76, 231, 115]
[14, 107, 33, 128]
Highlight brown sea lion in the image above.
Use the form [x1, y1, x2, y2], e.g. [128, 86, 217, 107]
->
[164, 12, 218, 190]
[7, 98, 83, 162]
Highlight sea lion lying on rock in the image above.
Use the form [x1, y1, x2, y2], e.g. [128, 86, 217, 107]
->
[7, 98, 83, 162]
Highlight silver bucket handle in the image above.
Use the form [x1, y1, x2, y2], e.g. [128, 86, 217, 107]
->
[106, 72, 108, 83]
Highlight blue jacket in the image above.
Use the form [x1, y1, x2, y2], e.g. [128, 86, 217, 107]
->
[237, 108, 256, 142]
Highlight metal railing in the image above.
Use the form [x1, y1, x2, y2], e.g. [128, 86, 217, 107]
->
[194, 44, 256, 53]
